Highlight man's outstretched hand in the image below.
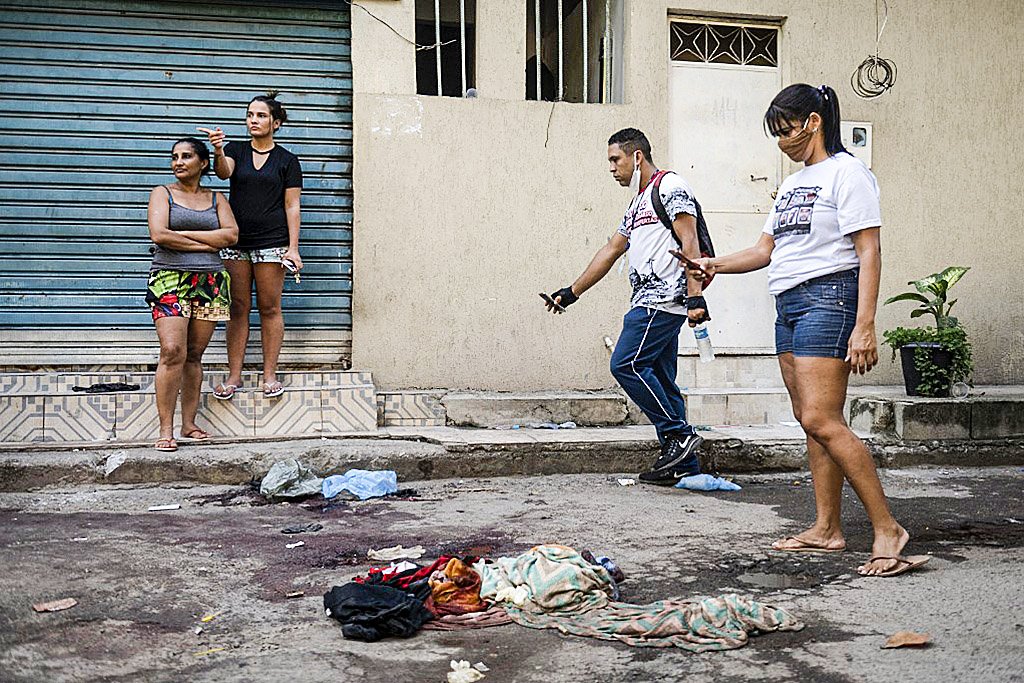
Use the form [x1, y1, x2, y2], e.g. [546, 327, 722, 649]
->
[543, 286, 578, 314]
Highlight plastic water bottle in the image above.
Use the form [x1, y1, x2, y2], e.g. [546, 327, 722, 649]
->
[693, 323, 715, 363]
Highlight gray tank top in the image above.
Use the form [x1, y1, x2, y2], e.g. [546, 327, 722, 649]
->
[149, 187, 224, 272]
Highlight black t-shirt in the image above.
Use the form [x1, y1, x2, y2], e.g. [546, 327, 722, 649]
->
[224, 141, 303, 249]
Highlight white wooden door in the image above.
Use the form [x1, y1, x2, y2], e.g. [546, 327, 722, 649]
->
[668, 22, 782, 352]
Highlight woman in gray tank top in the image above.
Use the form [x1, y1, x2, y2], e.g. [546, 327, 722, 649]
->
[146, 137, 239, 452]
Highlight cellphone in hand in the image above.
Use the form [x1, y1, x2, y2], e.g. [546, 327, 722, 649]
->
[668, 249, 709, 277]
[539, 292, 565, 313]
[282, 258, 301, 284]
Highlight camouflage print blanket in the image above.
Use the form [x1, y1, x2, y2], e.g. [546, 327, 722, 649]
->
[475, 544, 804, 652]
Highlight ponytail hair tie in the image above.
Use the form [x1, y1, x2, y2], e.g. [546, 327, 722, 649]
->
[819, 84, 829, 99]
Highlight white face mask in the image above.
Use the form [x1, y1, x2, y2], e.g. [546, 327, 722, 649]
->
[628, 151, 642, 193]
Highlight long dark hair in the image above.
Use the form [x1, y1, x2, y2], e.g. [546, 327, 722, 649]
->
[764, 84, 848, 156]
[249, 89, 289, 124]
[171, 136, 211, 175]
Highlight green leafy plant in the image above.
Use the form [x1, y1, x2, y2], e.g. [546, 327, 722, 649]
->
[883, 266, 969, 329]
[883, 266, 974, 397]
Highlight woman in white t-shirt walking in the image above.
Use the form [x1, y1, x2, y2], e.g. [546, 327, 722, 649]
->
[687, 84, 927, 578]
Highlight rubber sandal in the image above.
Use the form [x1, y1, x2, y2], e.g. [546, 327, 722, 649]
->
[181, 428, 211, 441]
[858, 555, 930, 578]
[771, 535, 847, 553]
[213, 384, 239, 401]
[155, 437, 177, 452]
[263, 381, 284, 398]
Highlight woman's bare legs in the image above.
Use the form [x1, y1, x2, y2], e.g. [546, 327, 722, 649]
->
[180, 318, 218, 435]
[253, 263, 286, 388]
[154, 316, 189, 439]
[222, 258, 253, 390]
[773, 352, 847, 551]
[789, 355, 908, 575]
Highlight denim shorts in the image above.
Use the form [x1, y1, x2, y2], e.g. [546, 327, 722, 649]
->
[774, 269, 859, 359]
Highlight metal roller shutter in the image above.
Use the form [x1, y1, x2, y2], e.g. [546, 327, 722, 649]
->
[0, 0, 353, 365]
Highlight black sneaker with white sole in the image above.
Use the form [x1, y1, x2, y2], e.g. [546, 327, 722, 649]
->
[638, 433, 703, 486]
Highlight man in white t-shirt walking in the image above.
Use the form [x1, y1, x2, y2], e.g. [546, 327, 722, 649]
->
[543, 128, 709, 484]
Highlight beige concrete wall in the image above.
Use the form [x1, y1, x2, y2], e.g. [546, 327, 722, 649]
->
[351, 0, 1024, 390]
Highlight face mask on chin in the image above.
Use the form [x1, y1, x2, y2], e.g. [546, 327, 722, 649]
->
[628, 152, 642, 193]
[778, 117, 814, 162]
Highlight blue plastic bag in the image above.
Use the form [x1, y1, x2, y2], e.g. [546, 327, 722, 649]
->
[674, 474, 741, 492]
[322, 469, 398, 500]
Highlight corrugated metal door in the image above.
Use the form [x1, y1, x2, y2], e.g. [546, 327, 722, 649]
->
[0, 0, 352, 365]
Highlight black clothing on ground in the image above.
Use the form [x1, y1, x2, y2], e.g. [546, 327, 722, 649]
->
[224, 141, 302, 250]
[323, 583, 433, 641]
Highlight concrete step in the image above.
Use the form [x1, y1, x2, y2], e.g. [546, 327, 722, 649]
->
[847, 385, 1024, 440]
[2, 425, 1022, 492]
[441, 391, 627, 427]
[681, 387, 795, 427]
[677, 354, 786, 389]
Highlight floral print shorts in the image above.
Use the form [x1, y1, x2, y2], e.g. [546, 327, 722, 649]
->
[219, 246, 287, 264]
[146, 269, 231, 322]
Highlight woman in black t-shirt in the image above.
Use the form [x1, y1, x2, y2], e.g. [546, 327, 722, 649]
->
[200, 92, 303, 399]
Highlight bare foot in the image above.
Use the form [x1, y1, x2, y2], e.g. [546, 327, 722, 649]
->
[857, 524, 910, 576]
[771, 526, 846, 552]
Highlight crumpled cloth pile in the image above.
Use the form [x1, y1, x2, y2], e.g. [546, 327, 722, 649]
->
[475, 544, 803, 652]
[324, 555, 511, 641]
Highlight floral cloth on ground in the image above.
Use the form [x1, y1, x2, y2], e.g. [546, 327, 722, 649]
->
[426, 558, 489, 617]
[146, 268, 231, 322]
[475, 544, 803, 652]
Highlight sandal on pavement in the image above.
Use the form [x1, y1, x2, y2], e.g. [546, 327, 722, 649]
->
[263, 381, 284, 398]
[213, 383, 240, 400]
[771, 536, 847, 553]
[155, 437, 177, 452]
[858, 555, 930, 578]
[181, 428, 211, 441]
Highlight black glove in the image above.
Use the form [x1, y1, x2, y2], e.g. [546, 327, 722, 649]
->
[685, 295, 711, 323]
[552, 286, 578, 308]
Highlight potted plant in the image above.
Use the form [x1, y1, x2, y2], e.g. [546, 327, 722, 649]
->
[882, 266, 974, 397]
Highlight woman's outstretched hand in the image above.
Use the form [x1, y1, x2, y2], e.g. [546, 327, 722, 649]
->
[197, 126, 226, 152]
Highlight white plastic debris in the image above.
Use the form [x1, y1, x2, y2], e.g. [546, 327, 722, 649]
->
[447, 660, 485, 683]
[617, 478, 636, 486]
[285, 541, 305, 549]
[103, 452, 127, 477]
[367, 544, 425, 561]
[147, 504, 180, 512]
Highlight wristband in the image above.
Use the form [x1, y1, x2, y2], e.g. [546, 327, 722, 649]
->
[685, 296, 711, 322]
[552, 286, 578, 308]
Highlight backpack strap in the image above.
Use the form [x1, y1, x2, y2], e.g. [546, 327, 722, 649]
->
[651, 170, 716, 259]
[649, 171, 678, 245]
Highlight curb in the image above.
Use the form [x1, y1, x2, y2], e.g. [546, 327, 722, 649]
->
[1, 434, 1022, 492]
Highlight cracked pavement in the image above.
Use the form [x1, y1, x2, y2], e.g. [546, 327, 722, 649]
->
[1, 466, 1022, 682]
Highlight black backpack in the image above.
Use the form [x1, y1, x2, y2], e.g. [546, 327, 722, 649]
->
[650, 170, 716, 260]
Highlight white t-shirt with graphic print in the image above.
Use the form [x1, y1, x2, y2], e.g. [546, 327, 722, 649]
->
[616, 171, 698, 316]
[763, 153, 881, 295]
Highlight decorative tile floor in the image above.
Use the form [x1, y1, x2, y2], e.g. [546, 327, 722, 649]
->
[0, 370, 378, 444]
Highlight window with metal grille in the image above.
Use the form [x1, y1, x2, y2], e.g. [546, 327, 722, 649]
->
[416, 0, 476, 97]
[526, 0, 624, 103]
[670, 21, 778, 68]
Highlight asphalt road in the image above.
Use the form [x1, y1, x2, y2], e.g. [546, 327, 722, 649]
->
[2, 467, 1022, 682]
